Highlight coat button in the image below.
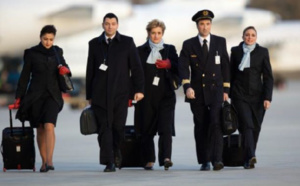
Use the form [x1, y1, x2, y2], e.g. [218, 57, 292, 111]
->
[202, 74, 205, 77]
[212, 73, 215, 77]
[203, 84, 205, 87]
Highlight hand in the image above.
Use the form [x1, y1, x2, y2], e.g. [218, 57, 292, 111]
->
[186, 88, 196, 99]
[128, 99, 133, 107]
[134, 93, 144, 102]
[223, 93, 229, 101]
[9, 98, 21, 109]
[155, 59, 171, 69]
[264, 100, 271, 110]
[58, 65, 70, 75]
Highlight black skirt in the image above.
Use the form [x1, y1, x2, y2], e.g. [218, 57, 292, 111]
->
[29, 91, 60, 128]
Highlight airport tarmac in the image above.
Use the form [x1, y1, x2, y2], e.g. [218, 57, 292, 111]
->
[0, 80, 300, 186]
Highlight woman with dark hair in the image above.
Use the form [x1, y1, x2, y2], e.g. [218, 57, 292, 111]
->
[135, 19, 179, 170]
[12, 25, 71, 172]
[230, 26, 273, 169]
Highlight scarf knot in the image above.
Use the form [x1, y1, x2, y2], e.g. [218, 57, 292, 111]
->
[146, 39, 164, 64]
[238, 43, 256, 71]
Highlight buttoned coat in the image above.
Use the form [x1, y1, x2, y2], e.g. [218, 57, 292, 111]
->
[230, 42, 273, 129]
[15, 44, 68, 123]
[86, 32, 144, 126]
[230, 42, 273, 103]
[179, 34, 230, 105]
[134, 42, 178, 136]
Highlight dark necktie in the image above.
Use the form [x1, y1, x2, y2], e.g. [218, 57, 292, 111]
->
[107, 38, 112, 45]
[202, 39, 208, 60]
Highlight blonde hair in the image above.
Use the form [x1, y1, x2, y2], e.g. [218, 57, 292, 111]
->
[146, 19, 166, 34]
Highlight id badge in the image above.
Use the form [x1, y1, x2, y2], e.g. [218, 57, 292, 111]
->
[215, 55, 220, 64]
[153, 76, 160, 86]
[99, 64, 108, 71]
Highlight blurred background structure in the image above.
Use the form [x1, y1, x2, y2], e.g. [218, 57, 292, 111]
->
[1, 0, 300, 109]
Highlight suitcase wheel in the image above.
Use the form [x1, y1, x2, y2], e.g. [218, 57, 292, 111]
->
[3, 168, 6, 172]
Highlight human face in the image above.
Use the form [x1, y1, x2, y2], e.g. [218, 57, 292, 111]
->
[197, 19, 211, 38]
[149, 26, 163, 44]
[102, 18, 118, 37]
[40, 33, 55, 49]
[243, 29, 257, 45]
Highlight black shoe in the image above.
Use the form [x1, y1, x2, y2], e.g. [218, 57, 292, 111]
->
[213, 161, 224, 171]
[114, 149, 122, 169]
[243, 162, 251, 169]
[200, 162, 211, 171]
[40, 164, 49, 173]
[164, 160, 173, 171]
[103, 163, 116, 172]
[47, 165, 55, 171]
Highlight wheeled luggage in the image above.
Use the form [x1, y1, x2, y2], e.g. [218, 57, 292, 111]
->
[223, 134, 244, 167]
[120, 125, 143, 168]
[1, 108, 35, 172]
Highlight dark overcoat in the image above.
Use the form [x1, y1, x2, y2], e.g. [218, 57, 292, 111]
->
[15, 44, 68, 124]
[135, 42, 178, 136]
[230, 42, 273, 128]
[179, 34, 230, 105]
[86, 31, 144, 126]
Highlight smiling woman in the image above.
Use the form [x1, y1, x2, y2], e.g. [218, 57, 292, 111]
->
[230, 26, 274, 169]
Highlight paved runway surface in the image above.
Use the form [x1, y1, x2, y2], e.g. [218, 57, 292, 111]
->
[0, 81, 300, 186]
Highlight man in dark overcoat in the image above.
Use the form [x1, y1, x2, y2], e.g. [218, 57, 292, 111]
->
[86, 13, 144, 172]
[178, 10, 230, 171]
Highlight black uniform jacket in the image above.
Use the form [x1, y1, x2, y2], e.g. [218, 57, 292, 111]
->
[137, 42, 179, 90]
[15, 44, 69, 121]
[86, 32, 144, 125]
[230, 42, 273, 102]
[135, 41, 178, 135]
[179, 34, 230, 105]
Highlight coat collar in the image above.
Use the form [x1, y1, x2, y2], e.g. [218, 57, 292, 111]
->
[98, 31, 121, 43]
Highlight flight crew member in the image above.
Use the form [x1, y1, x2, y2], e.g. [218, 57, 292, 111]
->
[86, 13, 144, 172]
[135, 19, 179, 171]
[230, 26, 273, 169]
[178, 10, 230, 171]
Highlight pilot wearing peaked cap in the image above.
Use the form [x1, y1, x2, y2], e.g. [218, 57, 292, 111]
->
[178, 9, 230, 171]
[192, 9, 214, 22]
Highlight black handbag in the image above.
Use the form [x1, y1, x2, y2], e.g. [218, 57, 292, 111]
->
[222, 100, 238, 135]
[53, 47, 74, 93]
[79, 106, 98, 135]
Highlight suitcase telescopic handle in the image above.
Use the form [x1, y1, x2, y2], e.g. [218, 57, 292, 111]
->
[8, 107, 25, 136]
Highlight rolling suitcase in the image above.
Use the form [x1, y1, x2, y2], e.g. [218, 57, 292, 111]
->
[223, 134, 244, 167]
[1, 108, 36, 172]
[120, 125, 143, 168]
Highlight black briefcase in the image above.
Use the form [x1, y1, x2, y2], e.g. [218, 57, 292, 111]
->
[222, 101, 238, 135]
[1, 109, 36, 172]
[120, 126, 143, 168]
[80, 106, 98, 135]
[223, 134, 244, 167]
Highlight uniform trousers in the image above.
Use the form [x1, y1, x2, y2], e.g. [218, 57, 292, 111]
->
[190, 101, 223, 164]
[232, 99, 265, 162]
[92, 101, 128, 165]
[141, 92, 175, 166]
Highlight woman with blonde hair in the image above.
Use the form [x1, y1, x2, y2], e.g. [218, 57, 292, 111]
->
[134, 19, 179, 170]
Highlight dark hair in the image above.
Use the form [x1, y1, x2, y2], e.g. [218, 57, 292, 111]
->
[103, 13, 118, 23]
[243, 26, 257, 36]
[40, 25, 57, 37]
